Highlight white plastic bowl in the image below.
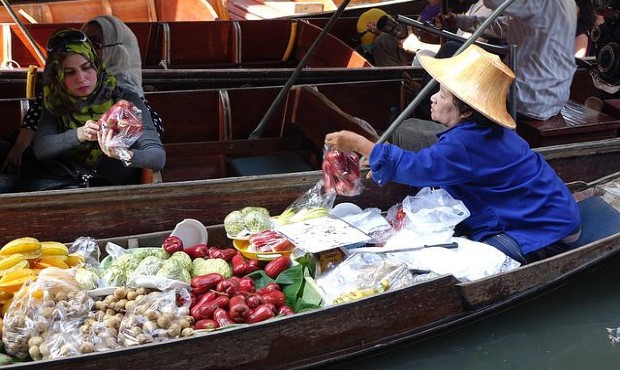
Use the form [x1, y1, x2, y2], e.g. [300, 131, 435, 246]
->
[170, 218, 208, 248]
[330, 202, 363, 218]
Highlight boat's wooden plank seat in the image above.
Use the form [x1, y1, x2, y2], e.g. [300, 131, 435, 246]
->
[145, 87, 314, 182]
[517, 100, 620, 147]
[1, 19, 368, 70]
[603, 99, 620, 118]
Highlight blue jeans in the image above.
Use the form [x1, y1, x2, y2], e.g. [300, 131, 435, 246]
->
[482, 229, 580, 265]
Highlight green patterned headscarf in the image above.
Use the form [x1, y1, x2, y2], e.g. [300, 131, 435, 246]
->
[43, 28, 121, 167]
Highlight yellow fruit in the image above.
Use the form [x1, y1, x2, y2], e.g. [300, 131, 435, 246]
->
[0, 269, 37, 294]
[34, 256, 69, 270]
[65, 254, 85, 267]
[40, 241, 69, 256]
[0, 253, 26, 271]
[0, 290, 12, 304]
[0, 237, 42, 259]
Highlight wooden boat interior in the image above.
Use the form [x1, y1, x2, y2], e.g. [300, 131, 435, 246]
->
[0, 19, 371, 70]
[72, 173, 620, 369]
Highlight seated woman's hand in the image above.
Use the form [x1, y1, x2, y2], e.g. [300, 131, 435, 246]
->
[79, 120, 101, 143]
[325, 130, 375, 158]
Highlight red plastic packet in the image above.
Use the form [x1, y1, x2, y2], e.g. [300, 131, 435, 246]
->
[98, 100, 144, 161]
[321, 146, 362, 196]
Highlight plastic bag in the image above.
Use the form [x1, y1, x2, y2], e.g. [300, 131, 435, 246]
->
[315, 252, 415, 305]
[98, 99, 144, 162]
[386, 237, 521, 282]
[274, 180, 335, 226]
[402, 187, 470, 239]
[117, 289, 193, 346]
[68, 236, 100, 268]
[2, 268, 92, 361]
[321, 145, 362, 196]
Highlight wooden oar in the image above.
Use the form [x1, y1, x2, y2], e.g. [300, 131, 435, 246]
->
[248, 0, 353, 139]
[0, 0, 45, 65]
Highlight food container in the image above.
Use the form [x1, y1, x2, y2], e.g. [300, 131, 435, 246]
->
[232, 238, 294, 261]
[170, 219, 208, 249]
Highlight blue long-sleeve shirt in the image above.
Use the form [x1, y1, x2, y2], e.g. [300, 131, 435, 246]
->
[369, 121, 580, 254]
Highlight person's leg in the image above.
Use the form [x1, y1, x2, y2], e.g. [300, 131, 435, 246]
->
[480, 233, 528, 265]
[390, 118, 445, 151]
[372, 34, 414, 66]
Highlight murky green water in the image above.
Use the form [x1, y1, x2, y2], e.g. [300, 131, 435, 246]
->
[325, 256, 620, 370]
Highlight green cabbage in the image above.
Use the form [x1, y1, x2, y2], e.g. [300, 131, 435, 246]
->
[132, 247, 169, 260]
[224, 210, 246, 237]
[156, 258, 190, 282]
[74, 267, 99, 290]
[191, 258, 232, 278]
[133, 256, 165, 276]
[240, 206, 270, 217]
[169, 251, 192, 272]
[243, 211, 272, 233]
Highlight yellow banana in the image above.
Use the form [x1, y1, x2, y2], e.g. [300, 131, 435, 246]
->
[40, 241, 69, 256]
[0, 237, 42, 259]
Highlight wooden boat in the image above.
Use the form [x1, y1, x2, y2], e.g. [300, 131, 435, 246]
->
[0, 74, 619, 244]
[3, 171, 620, 369]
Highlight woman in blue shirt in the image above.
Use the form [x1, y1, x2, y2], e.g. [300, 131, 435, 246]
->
[325, 44, 581, 264]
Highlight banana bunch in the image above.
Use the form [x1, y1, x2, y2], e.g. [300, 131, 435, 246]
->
[274, 207, 331, 225]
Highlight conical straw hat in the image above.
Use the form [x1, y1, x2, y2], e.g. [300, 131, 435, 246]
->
[419, 44, 516, 129]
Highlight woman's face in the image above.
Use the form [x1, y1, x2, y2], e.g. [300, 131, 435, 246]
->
[429, 85, 467, 127]
[62, 53, 97, 97]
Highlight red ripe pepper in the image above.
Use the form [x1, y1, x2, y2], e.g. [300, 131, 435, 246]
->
[192, 295, 229, 321]
[263, 303, 277, 314]
[246, 304, 276, 324]
[216, 278, 239, 297]
[228, 295, 251, 323]
[162, 235, 183, 254]
[278, 305, 295, 316]
[190, 273, 224, 295]
[256, 282, 281, 295]
[231, 254, 248, 276]
[261, 290, 286, 308]
[245, 293, 264, 309]
[189, 291, 198, 307]
[246, 259, 261, 273]
[237, 276, 255, 293]
[208, 247, 237, 262]
[264, 255, 290, 279]
[213, 307, 235, 327]
[185, 243, 209, 259]
[194, 319, 218, 330]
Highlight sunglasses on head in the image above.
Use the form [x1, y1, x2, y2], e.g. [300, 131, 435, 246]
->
[46, 29, 90, 53]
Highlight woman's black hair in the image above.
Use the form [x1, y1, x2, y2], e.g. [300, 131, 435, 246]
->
[451, 94, 495, 126]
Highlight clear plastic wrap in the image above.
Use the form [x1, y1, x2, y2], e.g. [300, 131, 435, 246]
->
[321, 145, 362, 196]
[98, 99, 144, 163]
[274, 180, 335, 226]
[117, 289, 193, 346]
[382, 187, 471, 250]
[68, 236, 101, 268]
[315, 253, 415, 305]
[2, 268, 92, 361]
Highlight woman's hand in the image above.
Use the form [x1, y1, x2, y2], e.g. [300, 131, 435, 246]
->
[97, 126, 133, 163]
[325, 130, 375, 158]
[78, 120, 100, 143]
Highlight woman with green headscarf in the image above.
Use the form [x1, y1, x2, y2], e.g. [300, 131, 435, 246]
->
[31, 28, 165, 189]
